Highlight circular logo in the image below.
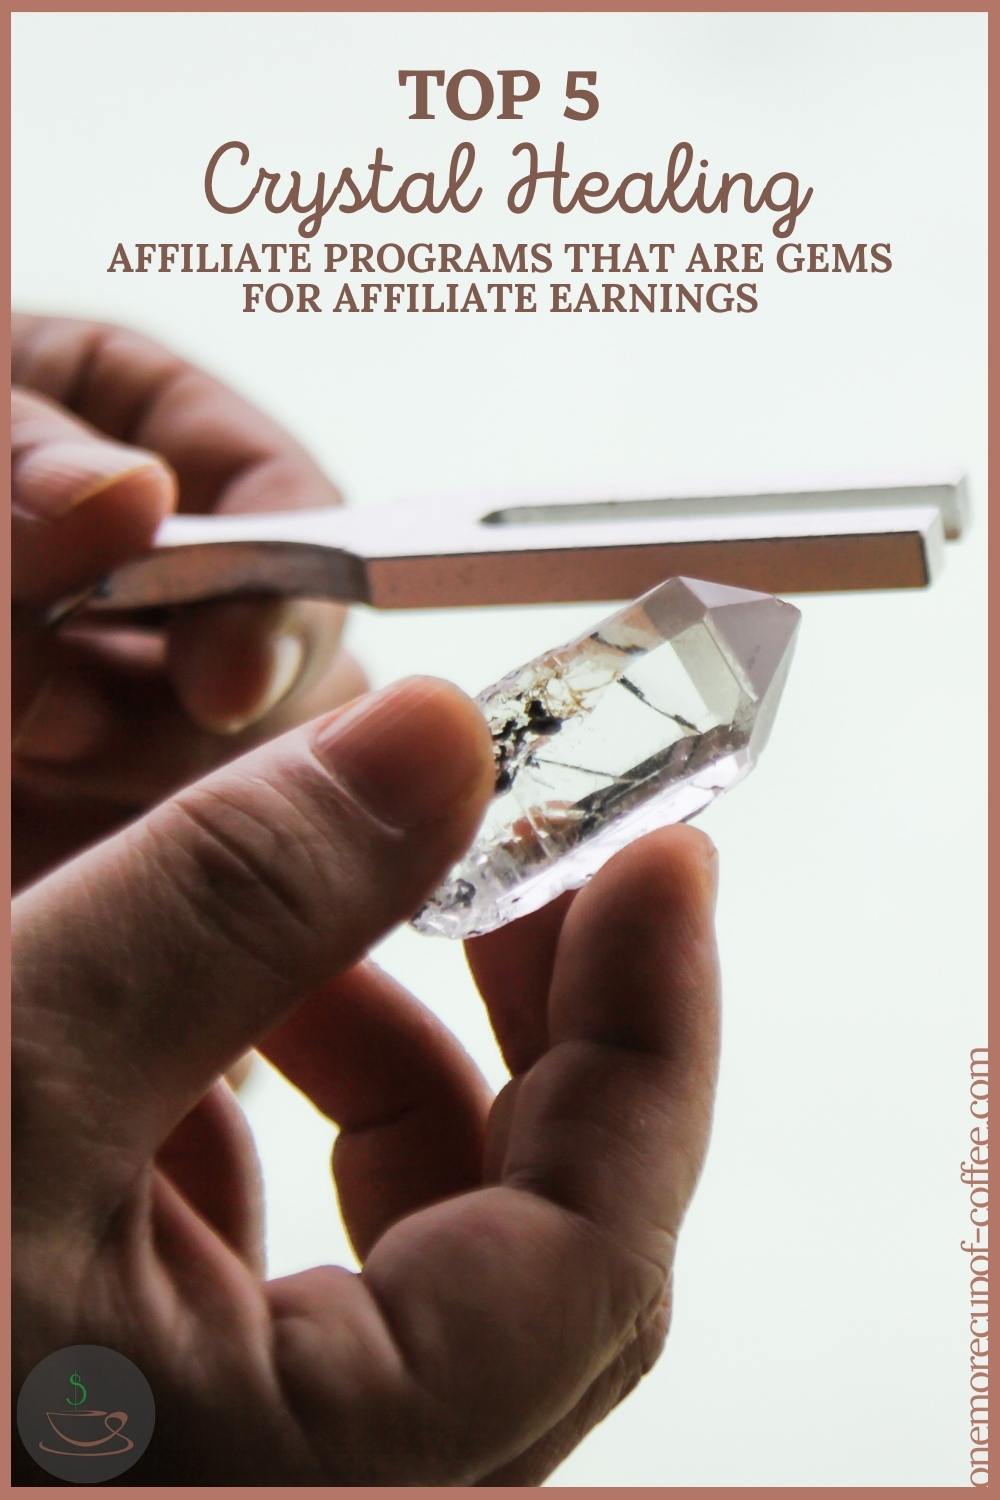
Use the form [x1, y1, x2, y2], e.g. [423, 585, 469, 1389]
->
[16, 1345, 155, 1483]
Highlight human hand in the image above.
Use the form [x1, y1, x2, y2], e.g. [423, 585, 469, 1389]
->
[12, 314, 364, 889]
[13, 675, 720, 1484]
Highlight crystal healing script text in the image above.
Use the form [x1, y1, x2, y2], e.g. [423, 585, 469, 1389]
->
[105, 68, 894, 316]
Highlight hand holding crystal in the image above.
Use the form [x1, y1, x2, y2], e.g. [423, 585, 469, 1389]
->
[13, 669, 721, 1483]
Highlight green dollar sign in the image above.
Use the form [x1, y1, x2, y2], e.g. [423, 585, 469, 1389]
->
[66, 1372, 87, 1408]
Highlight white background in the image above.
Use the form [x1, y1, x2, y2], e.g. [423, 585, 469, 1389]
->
[12, 12, 987, 1486]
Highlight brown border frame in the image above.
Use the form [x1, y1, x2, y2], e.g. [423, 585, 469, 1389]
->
[3, 3, 991, 1493]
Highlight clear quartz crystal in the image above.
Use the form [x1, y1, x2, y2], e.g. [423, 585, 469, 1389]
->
[412, 576, 800, 939]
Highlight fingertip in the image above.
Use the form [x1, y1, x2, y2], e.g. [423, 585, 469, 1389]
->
[400, 677, 497, 801]
[13, 457, 177, 603]
[312, 675, 496, 832]
[78, 458, 178, 557]
[168, 601, 307, 734]
[587, 823, 719, 923]
[548, 821, 723, 1066]
[14, 438, 177, 524]
[167, 599, 348, 735]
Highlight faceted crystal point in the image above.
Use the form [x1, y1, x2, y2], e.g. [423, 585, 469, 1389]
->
[412, 577, 800, 940]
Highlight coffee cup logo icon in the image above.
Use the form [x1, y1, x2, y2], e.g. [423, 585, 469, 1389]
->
[40, 1401, 135, 1459]
[17, 1346, 154, 1483]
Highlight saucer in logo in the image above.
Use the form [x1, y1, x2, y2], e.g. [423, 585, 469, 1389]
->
[17, 1345, 154, 1483]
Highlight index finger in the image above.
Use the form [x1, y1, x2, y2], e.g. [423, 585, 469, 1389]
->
[12, 313, 340, 515]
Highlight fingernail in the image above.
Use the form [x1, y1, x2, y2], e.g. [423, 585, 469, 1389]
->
[702, 839, 720, 910]
[206, 632, 306, 735]
[251, 632, 307, 723]
[312, 677, 493, 831]
[13, 439, 172, 521]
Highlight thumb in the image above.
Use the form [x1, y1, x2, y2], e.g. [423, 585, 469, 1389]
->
[12, 386, 176, 605]
[13, 677, 494, 1174]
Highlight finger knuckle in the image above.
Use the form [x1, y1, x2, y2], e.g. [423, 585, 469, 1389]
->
[148, 775, 336, 976]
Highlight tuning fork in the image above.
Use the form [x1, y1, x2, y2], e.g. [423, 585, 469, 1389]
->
[77, 477, 968, 616]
